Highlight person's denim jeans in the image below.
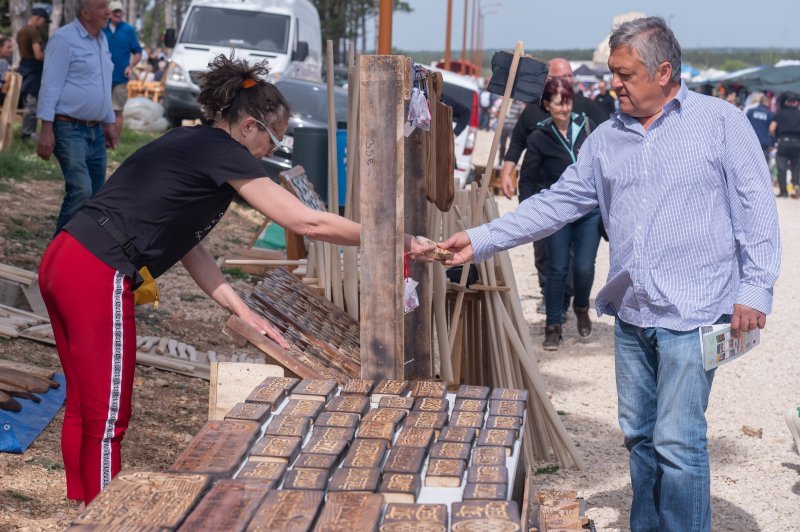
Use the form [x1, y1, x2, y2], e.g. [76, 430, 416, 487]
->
[614, 316, 726, 532]
[53, 121, 107, 235]
[544, 208, 601, 325]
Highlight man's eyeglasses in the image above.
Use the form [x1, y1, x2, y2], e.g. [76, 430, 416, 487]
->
[253, 118, 284, 152]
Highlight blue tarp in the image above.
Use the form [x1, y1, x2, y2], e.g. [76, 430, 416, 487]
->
[0, 373, 66, 453]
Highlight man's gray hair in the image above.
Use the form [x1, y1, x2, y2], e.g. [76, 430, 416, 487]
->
[609, 16, 682, 84]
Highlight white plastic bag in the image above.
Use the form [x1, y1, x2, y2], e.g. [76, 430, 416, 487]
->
[407, 87, 431, 131]
[404, 277, 420, 314]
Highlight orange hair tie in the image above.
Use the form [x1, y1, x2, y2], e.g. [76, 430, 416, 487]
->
[242, 78, 257, 89]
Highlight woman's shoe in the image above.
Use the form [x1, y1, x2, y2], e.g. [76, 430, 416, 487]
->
[574, 307, 592, 338]
[543, 324, 562, 350]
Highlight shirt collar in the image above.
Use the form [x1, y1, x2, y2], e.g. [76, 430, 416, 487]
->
[74, 18, 101, 39]
[615, 81, 687, 129]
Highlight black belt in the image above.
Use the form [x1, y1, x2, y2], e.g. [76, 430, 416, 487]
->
[55, 114, 101, 127]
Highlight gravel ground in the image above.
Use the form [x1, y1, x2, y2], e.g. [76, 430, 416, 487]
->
[476, 130, 800, 530]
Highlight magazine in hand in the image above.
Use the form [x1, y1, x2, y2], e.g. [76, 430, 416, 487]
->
[699, 323, 760, 371]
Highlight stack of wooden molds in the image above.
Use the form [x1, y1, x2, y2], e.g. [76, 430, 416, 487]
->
[70, 378, 530, 530]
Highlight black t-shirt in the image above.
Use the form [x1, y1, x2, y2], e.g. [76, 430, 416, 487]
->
[65, 125, 267, 280]
[594, 93, 616, 119]
[774, 106, 800, 138]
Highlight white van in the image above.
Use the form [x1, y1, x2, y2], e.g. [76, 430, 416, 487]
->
[430, 66, 480, 189]
[163, 0, 322, 127]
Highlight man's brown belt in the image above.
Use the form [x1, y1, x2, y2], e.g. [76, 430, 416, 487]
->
[54, 114, 101, 127]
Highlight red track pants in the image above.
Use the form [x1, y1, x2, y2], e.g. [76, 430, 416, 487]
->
[38, 231, 137, 504]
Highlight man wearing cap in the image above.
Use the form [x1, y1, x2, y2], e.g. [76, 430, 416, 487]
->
[37, 0, 118, 235]
[16, 7, 49, 141]
[770, 93, 800, 198]
[103, 1, 142, 137]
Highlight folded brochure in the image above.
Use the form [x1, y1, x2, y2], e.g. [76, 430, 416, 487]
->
[699, 323, 760, 371]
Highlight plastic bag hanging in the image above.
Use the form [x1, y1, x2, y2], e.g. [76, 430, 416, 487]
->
[403, 253, 420, 314]
[407, 87, 431, 131]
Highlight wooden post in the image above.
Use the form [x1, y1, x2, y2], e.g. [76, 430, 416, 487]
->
[343, 43, 360, 320]
[325, 40, 344, 310]
[359, 55, 408, 380]
[404, 106, 432, 378]
[377, 0, 393, 54]
[444, 0, 453, 71]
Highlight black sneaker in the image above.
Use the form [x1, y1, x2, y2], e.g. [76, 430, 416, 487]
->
[543, 324, 562, 351]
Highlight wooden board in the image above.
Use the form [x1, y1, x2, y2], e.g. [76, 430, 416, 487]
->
[471, 446, 507, 466]
[249, 435, 302, 464]
[424, 458, 464, 487]
[236, 461, 287, 483]
[247, 490, 324, 532]
[313, 492, 384, 532]
[476, 428, 516, 455]
[294, 452, 341, 475]
[467, 465, 509, 485]
[489, 388, 529, 402]
[486, 415, 521, 437]
[378, 474, 422, 505]
[404, 411, 447, 435]
[412, 398, 449, 412]
[356, 420, 396, 443]
[310, 426, 356, 441]
[437, 427, 477, 445]
[361, 408, 407, 427]
[244, 384, 286, 407]
[283, 467, 329, 491]
[302, 437, 349, 457]
[341, 379, 375, 395]
[394, 427, 435, 450]
[382, 446, 427, 475]
[456, 385, 490, 400]
[463, 482, 507, 501]
[453, 399, 487, 413]
[326, 394, 370, 416]
[451, 501, 521, 531]
[371, 379, 409, 401]
[410, 380, 447, 399]
[178, 479, 271, 531]
[342, 439, 388, 469]
[281, 399, 325, 419]
[433, 102, 454, 212]
[208, 362, 283, 421]
[488, 399, 526, 419]
[380, 503, 448, 532]
[264, 415, 311, 439]
[430, 441, 472, 462]
[315, 412, 360, 429]
[359, 55, 407, 380]
[378, 396, 414, 410]
[71, 471, 209, 529]
[329, 467, 381, 493]
[290, 379, 338, 402]
[449, 410, 484, 431]
[224, 402, 272, 424]
[169, 420, 259, 477]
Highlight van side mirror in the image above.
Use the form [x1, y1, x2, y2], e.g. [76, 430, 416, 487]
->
[293, 41, 309, 62]
[163, 28, 176, 48]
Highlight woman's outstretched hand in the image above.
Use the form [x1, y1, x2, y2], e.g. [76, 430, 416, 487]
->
[438, 231, 474, 265]
[405, 234, 436, 263]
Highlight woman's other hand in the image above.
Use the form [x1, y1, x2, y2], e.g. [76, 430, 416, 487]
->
[238, 305, 290, 349]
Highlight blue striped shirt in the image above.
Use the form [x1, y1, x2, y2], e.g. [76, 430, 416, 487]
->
[467, 82, 781, 331]
[37, 19, 115, 124]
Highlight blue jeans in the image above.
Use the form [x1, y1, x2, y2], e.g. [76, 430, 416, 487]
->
[544, 208, 601, 325]
[614, 317, 726, 532]
[53, 121, 107, 235]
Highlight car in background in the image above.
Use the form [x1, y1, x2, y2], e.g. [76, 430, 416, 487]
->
[262, 77, 348, 181]
[431, 67, 480, 189]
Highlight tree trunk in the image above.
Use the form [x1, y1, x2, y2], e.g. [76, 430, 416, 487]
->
[164, 0, 175, 29]
[64, 0, 79, 24]
[149, 0, 162, 49]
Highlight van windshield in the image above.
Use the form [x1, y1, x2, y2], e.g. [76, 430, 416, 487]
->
[180, 7, 290, 53]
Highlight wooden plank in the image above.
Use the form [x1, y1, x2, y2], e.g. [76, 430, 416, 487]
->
[467, 465, 509, 485]
[430, 441, 472, 462]
[313, 492, 384, 532]
[472, 446, 507, 466]
[178, 479, 271, 531]
[456, 385, 490, 400]
[380, 503, 447, 531]
[169, 421, 258, 477]
[409, 380, 447, 399]
[438, 427, 476, 445]
[453, 399, 487, 413]
[72, 472, 209, 529]
[359, 54, 407, 381]
[371, 379, 409, 401]
[283, 467, 329, 491]
[247, 490, 324, 532]
[294, 452, 340, 475]
[236, 461, 287, 484]
[378, 474, 421, 505]
[249, 435, 302, 464]
[315, 412, 360, 429]
[341, 379, 374, 395]
[463, 482, 507, 501]
[451, 501, 521, 531]
[328, 467, 381, 493]
[412, 398, 449, 412]
[433, 102, 454, 211]
[208, 362, 284, 421]
[325, 394, 370, 416]
[224, 402, 272, 424]
[394, 427, 434, 450]
[403, 96, 432, 379]
[224, 315, 325, 380]
[325, 40, 344, 311]
[342, 439, 388, 469]
[264, 415, 311, 439]
[382, 446, 427, 475]
[378, 396, 414, 410]
[424, 458, 464, 487]
[281, 399, 325, 419]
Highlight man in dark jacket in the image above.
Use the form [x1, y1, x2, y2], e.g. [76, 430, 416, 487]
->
[769, 92, 800, 197]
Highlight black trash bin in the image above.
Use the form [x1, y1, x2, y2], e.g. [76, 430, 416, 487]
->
[292, 127, 328, 203]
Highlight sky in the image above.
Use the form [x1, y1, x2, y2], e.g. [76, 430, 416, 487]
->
[379, 0, 800, 51]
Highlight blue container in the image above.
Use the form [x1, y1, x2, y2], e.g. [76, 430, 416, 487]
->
[336, 129, 347, 207]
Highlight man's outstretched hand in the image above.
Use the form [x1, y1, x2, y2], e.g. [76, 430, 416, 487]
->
[438, 231, 474, 265]
[730, 303, 766, 341]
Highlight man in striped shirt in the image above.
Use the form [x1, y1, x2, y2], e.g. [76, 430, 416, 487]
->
[441, 17, 779, 532]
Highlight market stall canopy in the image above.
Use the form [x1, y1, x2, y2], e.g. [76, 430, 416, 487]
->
[721, 65, 800, 95]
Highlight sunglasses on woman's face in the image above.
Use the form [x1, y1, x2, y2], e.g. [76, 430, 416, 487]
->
[253, 118, 284, 152]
